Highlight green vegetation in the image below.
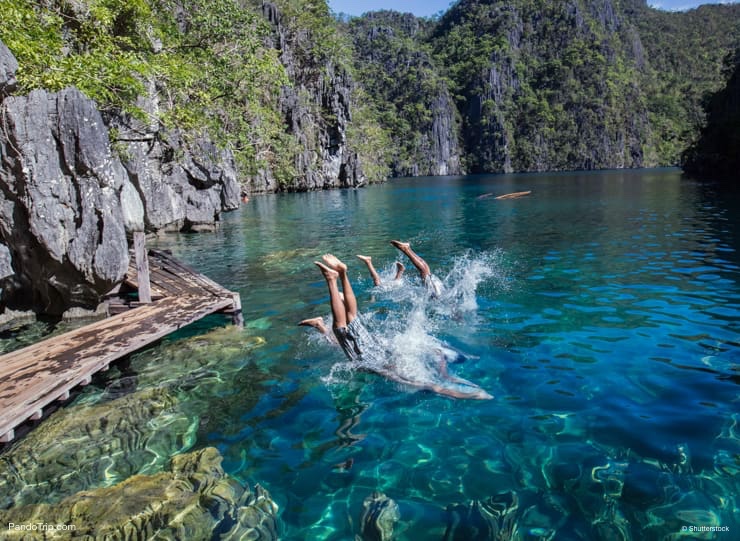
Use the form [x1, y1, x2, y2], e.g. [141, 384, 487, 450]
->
[346, 11, 458, 175]
[683, 48, 740, 179]
[1, 0, 738, 184]
[0, 0, 297, 179]
[349, 0, 740, 174]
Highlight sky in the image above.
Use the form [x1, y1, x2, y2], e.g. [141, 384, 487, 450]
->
[328, 0, 738, 18]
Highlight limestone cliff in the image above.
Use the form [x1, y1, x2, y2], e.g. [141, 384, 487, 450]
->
[0, 42, 240, 314]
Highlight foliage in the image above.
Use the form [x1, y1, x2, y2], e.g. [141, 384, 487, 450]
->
[682, 47, 740, 179]
[0, 0, 309, 185]
[345, 11, 459, 176]
[0, 0, 150, 113]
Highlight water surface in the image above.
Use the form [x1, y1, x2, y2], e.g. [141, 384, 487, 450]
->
[4, 169, 740, 539]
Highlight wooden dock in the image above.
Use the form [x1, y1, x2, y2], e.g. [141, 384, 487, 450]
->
[0, 242, 242, 443]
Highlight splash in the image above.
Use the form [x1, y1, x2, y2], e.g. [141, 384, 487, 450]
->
[316, 251, 505, 399]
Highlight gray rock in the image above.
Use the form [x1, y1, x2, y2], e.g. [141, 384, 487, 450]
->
[0, 242, 12, 280]
[0, 40, 18, 98]
[251, 3, 368, 192]
[0, 87, 134, 314]
[111, 80, 241, 230]
[0, 447, 279, 541]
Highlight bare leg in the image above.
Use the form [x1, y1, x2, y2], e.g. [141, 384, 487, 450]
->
[390, 240, 431, 281]
[298, 316, 330, 335]
[394, 261, 405, 281]
[315, 261, 346, 329]
[322, 254, 358, 323]
[357, 255, 381, 286]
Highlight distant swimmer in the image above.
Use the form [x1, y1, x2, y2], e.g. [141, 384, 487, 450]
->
[390, 240, 443, 298]
[357, 255, 404, 286]
[313, 253, 491, 400]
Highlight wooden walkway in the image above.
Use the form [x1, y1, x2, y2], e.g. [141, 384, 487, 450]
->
[0, 247, 241, 443]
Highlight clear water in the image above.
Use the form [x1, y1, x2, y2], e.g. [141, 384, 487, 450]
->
[3, 169, 740, 539]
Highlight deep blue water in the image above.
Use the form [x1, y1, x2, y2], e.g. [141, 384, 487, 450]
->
[142, 169, 739, 540]
[6, 169, 739, 540]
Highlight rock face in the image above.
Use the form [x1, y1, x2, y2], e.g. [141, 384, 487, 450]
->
[250, 2, 366, 192]
[109, 79, 241, 231]
[0, 41, 241, 314]
[0, 86, 136, 313]
[0, 447, 279, 541]
[348, 11, 463, 177]
[0, 40, 18, 97]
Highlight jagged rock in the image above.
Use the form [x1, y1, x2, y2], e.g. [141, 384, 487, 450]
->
[252, 3, 366, 192]
[0, 40, 18, 97]
[0, 242, 12, 280]
[110, 79, 241, 230]
[0, 447, 279, 541]
[0, 83, 142, 314]
[359, 492, 400, 541]
[348, 12, 463, 177]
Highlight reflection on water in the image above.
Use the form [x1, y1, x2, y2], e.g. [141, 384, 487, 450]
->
[1, 169, 738, 540]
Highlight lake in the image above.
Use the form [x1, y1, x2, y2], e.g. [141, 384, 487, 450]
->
[2, 169, 738, 539]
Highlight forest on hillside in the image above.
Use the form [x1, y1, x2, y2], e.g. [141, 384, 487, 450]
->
[1, 0, 738, 188]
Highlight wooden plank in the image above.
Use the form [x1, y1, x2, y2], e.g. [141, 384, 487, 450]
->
[0, 295, 234, 439]
[0, 429, 14, 443]
[0, 247, 241, 442]
[134, 232, 152, 303]
[231, 292, 244, 327]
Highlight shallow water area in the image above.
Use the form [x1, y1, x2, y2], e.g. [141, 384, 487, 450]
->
[1, 169, 739, 540]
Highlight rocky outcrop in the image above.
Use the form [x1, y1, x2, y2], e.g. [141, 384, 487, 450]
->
[0, 41, 241, 314]
[251, 2, 366, 192]
[0, 86, 137, 313]
[0, 40, 18, 97]
[109, 79, 241, 231]
[0, 447, 279, 541]
[348, 11, 463, 177]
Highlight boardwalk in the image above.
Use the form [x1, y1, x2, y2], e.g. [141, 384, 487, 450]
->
[0, 248, 241, 443]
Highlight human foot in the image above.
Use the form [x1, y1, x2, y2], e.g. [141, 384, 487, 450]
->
[315, 260, 339, 280]
[356, 255, 372, 264]
[322, 253, 347, 272]
[298, 317, 325, 328]
[390, 240, 410, 251]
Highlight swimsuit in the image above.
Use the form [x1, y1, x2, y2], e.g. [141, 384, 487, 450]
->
[333, 316, 377, 362]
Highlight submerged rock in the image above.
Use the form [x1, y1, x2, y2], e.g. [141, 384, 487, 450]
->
[359, 491, 400, 541]
[443, 492, 519, 541]
[0, 387, 191, 509]
[0, 447, 279, 540]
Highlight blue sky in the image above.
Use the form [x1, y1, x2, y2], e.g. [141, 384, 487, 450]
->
[328, 1, 738, 18]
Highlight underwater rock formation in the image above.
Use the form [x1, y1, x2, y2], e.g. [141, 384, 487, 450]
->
[359, 491, 400, 541]
[443, 492, 519, 541]
[0, 326, 269, 510]
[0, 447, 279, 540]
[0, 387, 190, 509]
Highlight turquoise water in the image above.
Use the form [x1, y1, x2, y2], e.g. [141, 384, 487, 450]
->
[5, 169, 740, 539]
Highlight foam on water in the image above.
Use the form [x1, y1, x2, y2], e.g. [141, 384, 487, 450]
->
[319, 251, 505, 397]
